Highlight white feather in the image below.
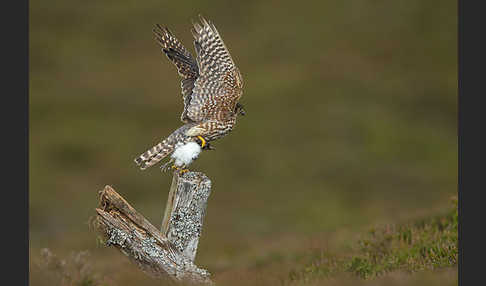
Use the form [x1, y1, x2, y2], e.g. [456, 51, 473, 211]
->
[171, 142, 202, 167]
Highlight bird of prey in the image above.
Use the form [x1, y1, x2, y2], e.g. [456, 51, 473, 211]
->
[134, 16, 245, 174]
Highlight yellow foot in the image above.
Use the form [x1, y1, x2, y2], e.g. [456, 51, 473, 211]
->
[170, 165, 189, 175]
[179, 168, 189, 175]
[196, 136, 206, 148]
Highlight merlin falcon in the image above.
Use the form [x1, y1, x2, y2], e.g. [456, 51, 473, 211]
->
[134, 16, 245, 174]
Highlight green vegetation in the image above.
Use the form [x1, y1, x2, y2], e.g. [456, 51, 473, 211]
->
[347, 197, 457, 278]
[288, 197, 457, 283]
[33, 197, 457, 285]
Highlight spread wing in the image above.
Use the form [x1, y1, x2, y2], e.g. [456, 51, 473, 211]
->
[186, 16, 244, 123]
[153, 24, 199, 123]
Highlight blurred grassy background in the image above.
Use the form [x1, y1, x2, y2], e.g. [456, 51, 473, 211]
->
[29, 0, 456, 285]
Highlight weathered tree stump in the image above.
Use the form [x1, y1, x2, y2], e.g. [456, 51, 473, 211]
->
[94, 171, 213, 284]
[161, 172, 212, 262]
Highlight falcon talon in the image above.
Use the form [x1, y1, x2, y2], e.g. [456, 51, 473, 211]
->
[196, 136, 214, 150]
[196, 136, 206, 148]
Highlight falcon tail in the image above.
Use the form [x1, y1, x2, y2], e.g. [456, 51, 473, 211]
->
[134, 138, 175, 170]
[134, 124, 196, 170]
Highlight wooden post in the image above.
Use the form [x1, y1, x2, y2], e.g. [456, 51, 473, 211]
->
[161, 172, 212, 262]
[94, 171, 213, 284]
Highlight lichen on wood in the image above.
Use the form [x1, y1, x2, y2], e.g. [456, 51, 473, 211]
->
[94, 171, 213, 284]
[162, 172, 212, 262]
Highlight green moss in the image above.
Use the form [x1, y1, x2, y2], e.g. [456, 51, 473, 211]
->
[289, 197, 458, 282]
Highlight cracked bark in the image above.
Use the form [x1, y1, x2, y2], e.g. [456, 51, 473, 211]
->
[94, 171, 213, 284]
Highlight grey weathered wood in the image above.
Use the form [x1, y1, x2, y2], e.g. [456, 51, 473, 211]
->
[94, 172, 213, 285]
[161, 172, 212, 262]
[161, 174, 179, 234]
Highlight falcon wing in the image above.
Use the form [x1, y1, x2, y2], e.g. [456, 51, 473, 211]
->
[153, 24, 199, 123]
[185, 16, 244, 123]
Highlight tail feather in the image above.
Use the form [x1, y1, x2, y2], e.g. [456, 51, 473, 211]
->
[134, 139, 174, 170]
[135, 124, 196, 170]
